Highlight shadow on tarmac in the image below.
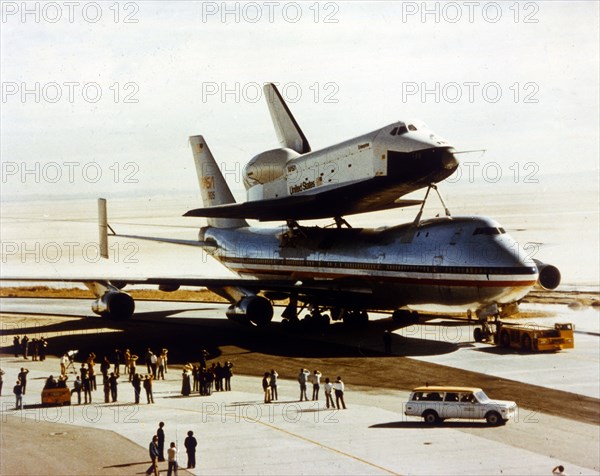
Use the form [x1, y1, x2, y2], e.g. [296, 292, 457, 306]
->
[1, 305, 460, 365]
[370, 420, 493, 429]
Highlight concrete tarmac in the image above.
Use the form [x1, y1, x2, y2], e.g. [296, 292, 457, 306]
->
[0, 354, 598, 475]
[0, 298, 599, 475]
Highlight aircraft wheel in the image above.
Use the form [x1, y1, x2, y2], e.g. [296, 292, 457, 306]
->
[521, 334, 532, 352]
[343, 310, 368, 328]
[500, 331, 510, 348]
[359, 311, 368, 325]
[318, 313, 331, 327]
[342, 311, 355, 326]
[473, 328, 484, 342]
[392, 309, 409, 322]
[330, 308, 345, 321]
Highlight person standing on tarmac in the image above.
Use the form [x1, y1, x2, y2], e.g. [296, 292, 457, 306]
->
[262, 372, 272, 403]
[132, 373, 142, 404]
[144, 375, 155, 404]
[145, 435, 159, 476]
[298, 368, 310, 401]
[270, 369, 278, 401]
[18, 368, 29, 395]
[312, 370, 322, 401]
[184, 431, 197, 469]
[157, 422, 165, 462]
[109, 372, 118, 402]
[167, 442, 178, 476]
[333, 376, 347, 409]
[324, 378, 335, 409]
[13, 380, 23, 410]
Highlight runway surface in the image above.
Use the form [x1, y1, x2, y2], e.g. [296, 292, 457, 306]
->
[1, 297, 599, 475]
[2, 297, 599, 397]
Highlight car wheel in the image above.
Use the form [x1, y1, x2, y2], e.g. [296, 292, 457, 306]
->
[473, 328, 483, 342]
[423, 410, 440, 425]
[500, 331, 510, 348]
[486, 411, 502, 426]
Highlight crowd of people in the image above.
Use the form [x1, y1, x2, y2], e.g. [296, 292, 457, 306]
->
[180, 357, 234, 397]
[260, 368, 347, 408]
[59, 348, 168, 405]
[5, 344, 348, 413]
[12, 335, 48, 361]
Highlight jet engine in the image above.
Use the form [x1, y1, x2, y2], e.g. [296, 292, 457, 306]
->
[92, 291, 135, 319]
[534, 260, 561, 290]
[226, 296, 273, 327]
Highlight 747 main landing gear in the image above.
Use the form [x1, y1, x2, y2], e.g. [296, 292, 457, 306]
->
[281, 308, 331, 330]
[281, 298, 331, 329]
[337, 309, 369, 327]
[281, 303, 369, 329]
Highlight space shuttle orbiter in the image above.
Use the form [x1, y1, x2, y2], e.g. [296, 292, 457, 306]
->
[185, 83, 458, 222]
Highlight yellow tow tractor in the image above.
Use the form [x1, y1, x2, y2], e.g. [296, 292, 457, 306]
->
[474, 322, 575, 352]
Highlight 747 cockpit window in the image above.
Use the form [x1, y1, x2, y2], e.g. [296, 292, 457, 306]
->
[473, 227, 506, 236]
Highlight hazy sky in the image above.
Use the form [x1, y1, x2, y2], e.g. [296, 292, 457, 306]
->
[1, 1, 599, 200]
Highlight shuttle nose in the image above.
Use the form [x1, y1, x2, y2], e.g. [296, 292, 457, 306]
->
[441, 148, 459, 170]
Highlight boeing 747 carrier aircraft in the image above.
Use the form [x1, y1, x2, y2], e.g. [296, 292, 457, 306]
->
[2, 84, 560, 329]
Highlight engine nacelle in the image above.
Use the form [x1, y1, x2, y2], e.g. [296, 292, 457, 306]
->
[226, 296, 273, 327]
[534, 259, 561, 290]
[92, 291, 135, 319]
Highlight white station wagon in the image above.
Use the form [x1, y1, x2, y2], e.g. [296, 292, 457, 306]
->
[404, 386, 517, 425]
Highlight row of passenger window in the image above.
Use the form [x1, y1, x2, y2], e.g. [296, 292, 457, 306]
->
[225, 257, 535, 275]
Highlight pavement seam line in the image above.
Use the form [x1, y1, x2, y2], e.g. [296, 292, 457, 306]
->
[142, 403, 402, 474]
[241, 415, 402, 475]
[145, 402, 401, 474]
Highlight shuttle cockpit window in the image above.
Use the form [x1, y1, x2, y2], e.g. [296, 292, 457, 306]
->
[390, 123, 408, 136]
[408, 123, 418, 131]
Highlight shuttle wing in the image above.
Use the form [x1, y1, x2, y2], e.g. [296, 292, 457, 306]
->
[184, 195, 422, 221]
[184, 176, 422, 221]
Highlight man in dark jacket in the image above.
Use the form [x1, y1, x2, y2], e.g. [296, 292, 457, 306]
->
[157, 422, 165, 462]
[13, 380, 23, 409]
[184, 430, 197, 469]
[17, 368, 29, 395]
[145, 435, 159, 476]
[108, 372, 118, 402]
[132, 373, 141, 404]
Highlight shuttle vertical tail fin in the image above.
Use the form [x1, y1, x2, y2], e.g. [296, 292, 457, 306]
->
[189, 135, 248, 229]
[264, 83, 311, 154]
